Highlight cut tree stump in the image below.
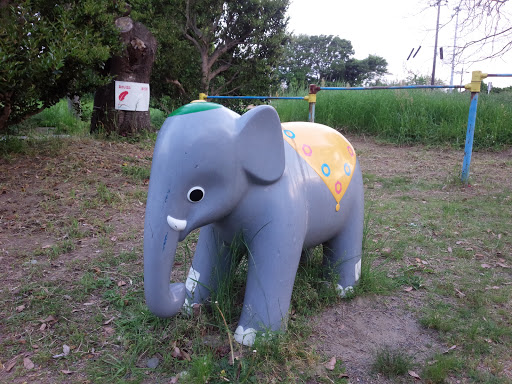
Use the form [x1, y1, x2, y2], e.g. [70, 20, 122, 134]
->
[91, 17, 157, 135]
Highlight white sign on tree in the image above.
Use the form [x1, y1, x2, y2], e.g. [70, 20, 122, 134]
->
[115, 81, 150, 111]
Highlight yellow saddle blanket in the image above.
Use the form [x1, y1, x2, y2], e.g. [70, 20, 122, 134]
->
[282, 122, 356, 212]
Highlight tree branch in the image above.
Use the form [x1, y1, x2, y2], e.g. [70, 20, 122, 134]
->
[165, 78, 186, 95]
[445, 0, 512, 62]
[213, 83, 242, 96]
[207, 37, 245, 71]
[460, 25, 512, 47]
[183, 31, 202, 52]
[208, 61, 233, 81]
[211, 69, 241, 95]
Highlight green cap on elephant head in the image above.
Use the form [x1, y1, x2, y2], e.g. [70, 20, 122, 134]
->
[168, 101, 223, 117]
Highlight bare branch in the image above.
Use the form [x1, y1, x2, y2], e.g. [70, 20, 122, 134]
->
[211, 66, 241, 95]
[183, 31, 202, 52]
[207, 38, 243, 70]
[213, 82, 242, 96]
[449, 0, 512, 62]
[165, 78, 186, 96]
[208, 62, 232, 82]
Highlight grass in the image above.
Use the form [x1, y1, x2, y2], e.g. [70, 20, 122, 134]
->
[75, 265, 332, 382]
[1, 129, 357, 383]
[273, 87, 512, 149]
[372, 346, 414, 378]
[1, 93, 512, 383]
[362, 168, 512, 382]
[0, 135, 67, 160]
[422, 354, 464, 384]
[4, 89, 512, 152]
[121, 164, 151, 182]
[2, 96, 165, 141]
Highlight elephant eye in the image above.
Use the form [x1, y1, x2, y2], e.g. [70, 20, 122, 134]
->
[187, 186, 205, 203]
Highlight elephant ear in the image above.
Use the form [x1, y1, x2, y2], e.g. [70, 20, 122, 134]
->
[236, 105, 285, 184]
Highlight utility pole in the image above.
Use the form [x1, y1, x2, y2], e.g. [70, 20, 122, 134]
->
[431, 0, 442, 85]
[449, 6, 460, 92]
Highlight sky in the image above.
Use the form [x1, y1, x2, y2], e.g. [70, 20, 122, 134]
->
[286, 0, 512, 88]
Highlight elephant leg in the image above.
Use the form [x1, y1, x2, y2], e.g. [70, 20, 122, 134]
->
[234, 235, 304, 346]
[323, 201, 364, 297]
[323, 234, 362, 297]
[184, 225, 234, 310]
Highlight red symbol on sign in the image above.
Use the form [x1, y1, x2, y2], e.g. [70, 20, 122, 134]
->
[119, 91, 129, 101]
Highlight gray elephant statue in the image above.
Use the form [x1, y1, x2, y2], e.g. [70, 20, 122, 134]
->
[144, 101, 364, 346]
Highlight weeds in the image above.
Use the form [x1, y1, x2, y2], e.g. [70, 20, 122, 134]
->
[2, 102, 512, 383]
[38, 239, 75, 260]
[394, 266, 424, 290]
[121, 164, 150, 182]
[96, 182, 121, 205]
[0, 136, 27, 157]
[186, 354, 215, 383]
[0, 136, 66, 159]
[274, 88, 512, 149]
[6, 99, 89, 136]
[209, 234, 247, 327]
[422, 354, 463, 384]
[372, 345, 414, 378]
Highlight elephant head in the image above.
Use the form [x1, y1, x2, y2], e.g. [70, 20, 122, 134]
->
[143, 102, 285, 317]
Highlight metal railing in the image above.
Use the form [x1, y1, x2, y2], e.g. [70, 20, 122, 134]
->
[199, 71, 512, 183]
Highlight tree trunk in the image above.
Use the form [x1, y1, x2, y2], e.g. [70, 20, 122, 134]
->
[67, 95, 82, 120]
[0, 93, 12, 133]
[91, 17, 157, 135]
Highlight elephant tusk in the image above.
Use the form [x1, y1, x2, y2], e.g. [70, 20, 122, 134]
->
[167, 215, 187, 232]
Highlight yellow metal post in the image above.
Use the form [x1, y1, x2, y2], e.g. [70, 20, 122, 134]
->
[306, 84, 321, 122]
[464, 71, 488, 92]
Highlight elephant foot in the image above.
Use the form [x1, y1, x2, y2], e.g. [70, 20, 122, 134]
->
[234, 325, 258, 346]
[182, 298, 196, 315]
[334, 258, 362, 298]
[336, 284, 354, 298]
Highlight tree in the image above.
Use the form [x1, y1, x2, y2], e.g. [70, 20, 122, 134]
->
[90, 15, 157, 135]
[280, 35, 388, 88]
[178, 0, 289, 95]
[0, 1, 126, 133]
[343, 55, 389, 86]
[129, 0, 202, 110]
[454, 0, 512, 61]
[280, 35, 354, 86]
[424, 0, 512, 64]
[129, 0, 289, 110]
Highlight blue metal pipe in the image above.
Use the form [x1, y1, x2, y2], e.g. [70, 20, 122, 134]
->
[320, 85, 466, 91]
[461, 92, 479, 183]
[206, 95, 305, 100]
[486, 74, 512, 77]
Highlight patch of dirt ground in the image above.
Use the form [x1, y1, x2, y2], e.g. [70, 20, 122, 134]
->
[311, 294, 443, 383]
[0, 138, 151, 287]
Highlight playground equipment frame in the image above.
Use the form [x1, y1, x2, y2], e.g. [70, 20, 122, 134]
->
[200, 71, 512, 183]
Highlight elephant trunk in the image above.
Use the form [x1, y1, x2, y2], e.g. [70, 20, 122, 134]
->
[143, 121, 187, 317]
[143, 191, 186, 318]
